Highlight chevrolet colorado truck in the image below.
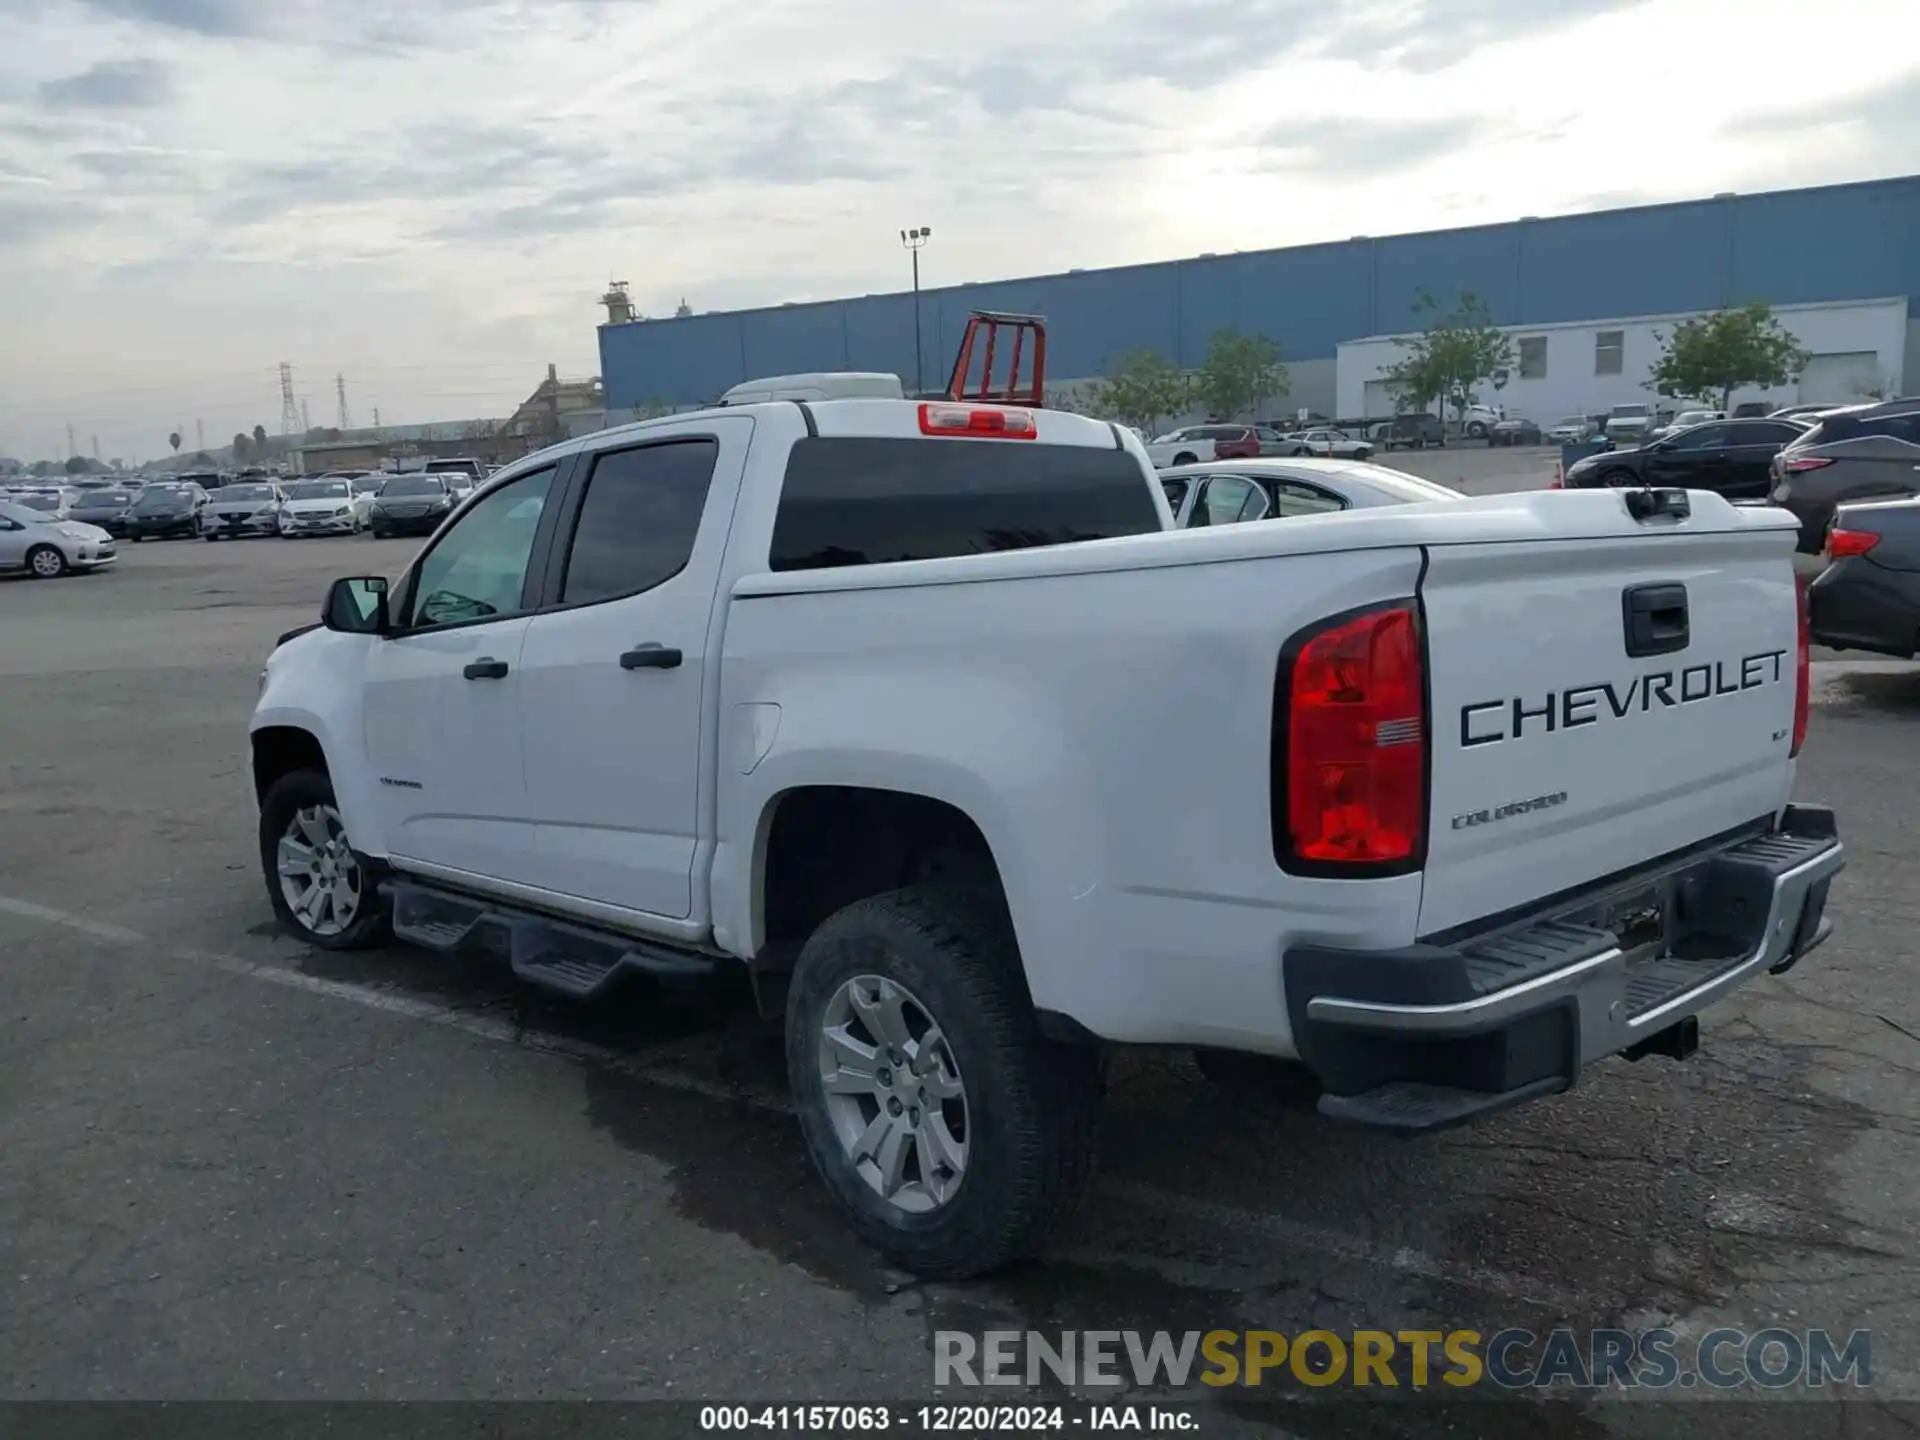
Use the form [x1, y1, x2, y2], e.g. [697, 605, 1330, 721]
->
[250, 392, 1843, 1278]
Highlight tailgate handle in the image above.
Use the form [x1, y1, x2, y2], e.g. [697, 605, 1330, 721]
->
[1622, 582, 1689, 658]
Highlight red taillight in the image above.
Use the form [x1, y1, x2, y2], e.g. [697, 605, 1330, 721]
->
[917, 403, 1036, 439]
[1791, 574, 1810, 757]
[1277, 603, 1427, 871]
[1783, 456, 1834, 473]
[1825, 527, 1880, 558]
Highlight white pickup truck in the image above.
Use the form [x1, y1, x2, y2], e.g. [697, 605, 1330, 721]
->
[250, 391, 1843, 1278]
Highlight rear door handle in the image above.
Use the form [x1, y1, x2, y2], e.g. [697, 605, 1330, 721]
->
[620, 644, 682, 670]
[463, 657, 509, 680]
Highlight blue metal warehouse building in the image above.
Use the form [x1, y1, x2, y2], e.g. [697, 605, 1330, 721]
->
[599, 175, 1920, 417]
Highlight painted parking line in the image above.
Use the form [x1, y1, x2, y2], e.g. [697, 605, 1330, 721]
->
[0, 889, 1608, 1316]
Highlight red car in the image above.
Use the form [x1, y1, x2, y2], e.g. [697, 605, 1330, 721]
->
[1211, 426, 1263, 460]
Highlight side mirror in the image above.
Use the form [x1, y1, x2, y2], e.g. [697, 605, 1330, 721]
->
[323, 575, 390, 635]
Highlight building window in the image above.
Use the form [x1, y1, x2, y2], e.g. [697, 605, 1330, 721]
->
[1595, 330, 1624, 376]
[1518, 336, 1548, 380]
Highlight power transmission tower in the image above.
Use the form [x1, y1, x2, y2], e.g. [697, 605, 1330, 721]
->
[91, 435, 100, 461]
[195, 419, 205, 451]
[336, 373, 353, 430]
[372, 407, 381, 429]
[279, 363, 300, 435]
[300, 399, 311, 433]
[66, 423, 77, 457]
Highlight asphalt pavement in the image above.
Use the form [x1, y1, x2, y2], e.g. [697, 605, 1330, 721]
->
[1, 488, 1915, 1434]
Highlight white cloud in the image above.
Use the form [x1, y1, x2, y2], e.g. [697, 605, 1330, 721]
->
[0, 0, 1913, 461]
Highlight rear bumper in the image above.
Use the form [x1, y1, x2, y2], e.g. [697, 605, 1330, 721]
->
[1809, 559, 1920, 658]
[1284, 806, 1844, 1134]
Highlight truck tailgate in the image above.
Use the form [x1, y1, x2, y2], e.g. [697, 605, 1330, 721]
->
[1417, 502, 1801, 937]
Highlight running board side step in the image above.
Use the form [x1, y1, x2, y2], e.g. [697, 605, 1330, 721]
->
[387, 879, 722, 999]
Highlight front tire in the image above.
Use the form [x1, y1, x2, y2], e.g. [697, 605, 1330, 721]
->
[259, 769, 392, 950]
[786, 885, 1101, 1279]
[1468, 422, 1487, 439]
[1600, 468, 1640, 488]
[26, 544, 69, 579]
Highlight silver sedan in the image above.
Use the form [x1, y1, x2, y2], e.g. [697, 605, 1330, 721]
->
[0, 499, 119, 578]
[1156, 457, 1464, 529]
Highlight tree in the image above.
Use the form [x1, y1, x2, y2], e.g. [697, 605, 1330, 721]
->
[1088, 348, 1187, 432]
[1649, 302, 1810, 411]
[168, 431, 181, 453]
[233, 433, 251, 460]
[1381, 289, 1514, 423]
[1196, 330, 1288, 420]
[189, 450, 212, 465]
[30, 459, 60, 476]
[64, 455, 91, 474]
[253, 424, 268, 450]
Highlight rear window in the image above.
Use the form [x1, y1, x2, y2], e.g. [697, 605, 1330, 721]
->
[381, 476, 446, 497]
[769, 437, 1162, 573]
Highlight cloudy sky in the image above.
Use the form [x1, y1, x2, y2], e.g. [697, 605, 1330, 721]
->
[1, 0, 1914, 463]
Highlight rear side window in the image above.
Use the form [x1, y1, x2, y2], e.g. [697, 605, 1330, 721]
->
[770, 437, 1162, 572]
[1728, 422, 1803, 446]
[1805, 411, 1920, 445]
[560, 439, 719, 604]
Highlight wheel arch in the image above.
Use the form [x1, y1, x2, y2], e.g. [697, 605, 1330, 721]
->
[750, 781, 1014, 965]
[251, 724, 329, 806]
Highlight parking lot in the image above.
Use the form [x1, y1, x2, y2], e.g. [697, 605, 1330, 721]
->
[3, 464, 1917, 1430]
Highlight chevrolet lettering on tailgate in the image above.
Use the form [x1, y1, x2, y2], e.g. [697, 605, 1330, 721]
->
[1459, 649, 1790, 749]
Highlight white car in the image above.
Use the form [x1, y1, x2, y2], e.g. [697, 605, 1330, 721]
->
[278, 477, 372, 537]
[252, 382, 1841, 1279]
[11, 487, 78, 521]
[1143, 425, 1251, 468]
[1278, 427, 1374, 459]
[1545, 416, 1595, 444]
[1651, 408, 1725, 441]
[0, 498, 117, 577]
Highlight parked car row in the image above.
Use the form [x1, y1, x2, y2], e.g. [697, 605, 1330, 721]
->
[1556, 396, 1920, 556]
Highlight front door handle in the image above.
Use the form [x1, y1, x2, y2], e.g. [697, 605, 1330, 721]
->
[620, 644, 682, 671]
[463, 657, 509, 680]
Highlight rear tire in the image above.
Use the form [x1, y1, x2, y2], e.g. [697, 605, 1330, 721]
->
[1600, 468, 1640, 487]
[1173, 453, 1197, 467]
[786, 884, 1102, 1279]
[259, 769, 392, 951]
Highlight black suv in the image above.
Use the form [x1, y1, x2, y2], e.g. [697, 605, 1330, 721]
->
[1379, 413, 1446, 450]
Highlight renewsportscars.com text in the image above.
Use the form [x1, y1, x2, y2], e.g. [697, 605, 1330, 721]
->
[934, 1327, 1872, 1391]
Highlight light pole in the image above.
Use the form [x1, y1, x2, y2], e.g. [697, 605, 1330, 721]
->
[900, 226, 931, 395]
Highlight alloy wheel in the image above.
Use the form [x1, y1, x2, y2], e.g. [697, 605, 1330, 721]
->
[817, 974, 970, 1214]
[276, 803, 364, 937]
